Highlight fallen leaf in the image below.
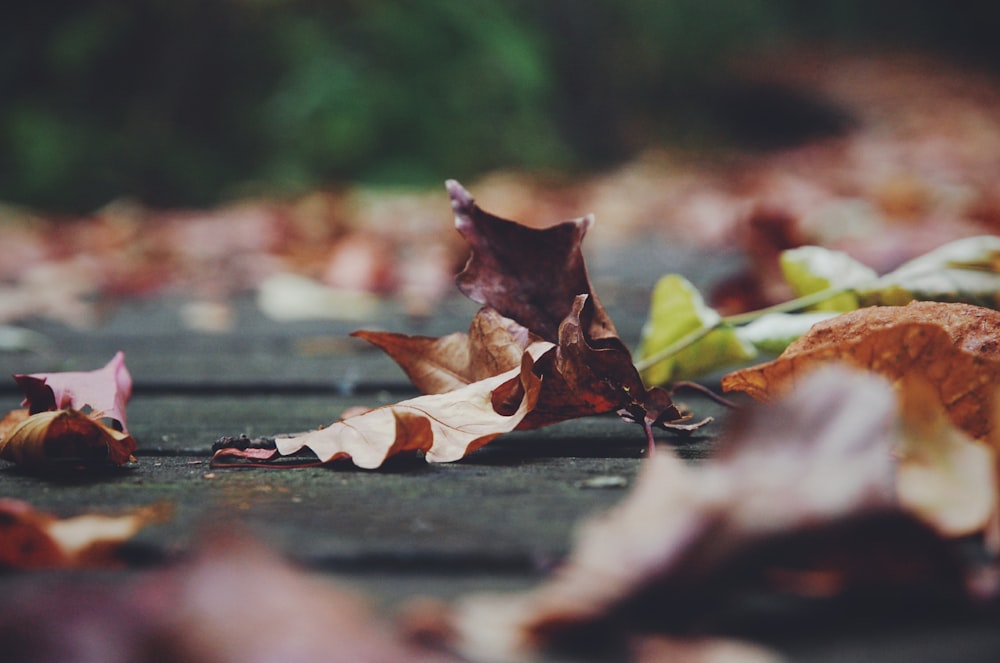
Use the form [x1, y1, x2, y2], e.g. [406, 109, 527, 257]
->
[353, 307, 537, 395]
[780, 245, 876, 311]
[636, 274, 757, 384]
[141, 534, 455, 663]
[0, 533, 457, 662]
[862, 235, 1000, 307]
[441, 368, 964, 662]
[14, 351, 132, 432]
[525, 294, 692, 434]
[0, 498, 168, 570]
[895, 376, 998, 538]
[722, 301, 1000, 440]
[0, 408, 137, 468]
[449, 179, 616, 343]
[214, 343, 548, 469]
[226, 183, 697, 469]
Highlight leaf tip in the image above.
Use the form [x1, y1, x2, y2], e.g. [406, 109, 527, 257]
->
[446, 179, 475, 219]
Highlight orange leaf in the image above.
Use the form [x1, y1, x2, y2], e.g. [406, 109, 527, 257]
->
[0, 408, 137, 469]
[722, 301, 1000, 440]
[0, 499, 168, 570]
[352, 306, 536, 395]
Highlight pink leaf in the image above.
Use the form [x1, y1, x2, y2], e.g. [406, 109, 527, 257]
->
[14, 351, 133, 432]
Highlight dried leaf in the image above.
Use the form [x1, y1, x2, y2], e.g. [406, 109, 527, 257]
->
[0, 408, 137, 468]
[14, 350, 132, 432]
[722, 301, 1000, 440]
[353, 307, 537, 395]
[0, 533, 456, 662]
[895, 376, 998, 538]
[214, 344, 549, 469]
[442, 368, 963, 662]
[0, 498, 167, 570]
[219, 182, 697, 469]
[449, 179, 616, 343]
[526, 294, 690, 432]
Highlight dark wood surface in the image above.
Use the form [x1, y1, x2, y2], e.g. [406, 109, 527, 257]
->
[2, 249, 999, 662]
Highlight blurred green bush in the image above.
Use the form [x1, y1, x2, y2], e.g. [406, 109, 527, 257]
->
[2, 1, 996, 211]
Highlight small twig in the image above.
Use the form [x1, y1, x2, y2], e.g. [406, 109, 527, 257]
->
[670, 381, 741, 409]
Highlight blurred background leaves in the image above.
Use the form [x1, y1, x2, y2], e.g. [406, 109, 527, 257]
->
[2, 0, 998, 212]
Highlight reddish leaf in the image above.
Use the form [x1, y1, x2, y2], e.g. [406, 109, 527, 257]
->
[14, 351, 133, 432]
[523, 295, 691, 433]
[449, 179, 617, 342]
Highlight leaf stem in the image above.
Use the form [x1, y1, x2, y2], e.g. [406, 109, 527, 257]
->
[633, 324, 715, 373]
[633, 285, 854, 375]
[721, 285, 854, 325]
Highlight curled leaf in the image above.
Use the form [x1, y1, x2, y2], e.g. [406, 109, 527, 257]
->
[528, 294, 694, 433]
[0, 408, 137, 468]
[215, 343, 549, 469]
[352, 307, 536, 395]
[14, 350, 133, 432]
[895, 376, 998, 538]
[443, 368, 960, 662]
[0, 498, 168, 569]
[448, 179, 616, 342]
[722, 301, 1000, 440]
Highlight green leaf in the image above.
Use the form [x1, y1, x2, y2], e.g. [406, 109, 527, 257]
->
[734, 311, 839, 355]
[637, 275, 756, 384]
[779, 246, 876, 312]
[860, 236, 1000, 308]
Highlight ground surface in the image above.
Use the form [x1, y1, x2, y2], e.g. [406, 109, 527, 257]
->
[2, 249, 999, 662]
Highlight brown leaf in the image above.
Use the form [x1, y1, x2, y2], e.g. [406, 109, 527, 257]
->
[449, 179, 617, 343]
[219, 183, 697, 469]
[0, 499, 168, 570]
[213, 343, 549, 469]
[524, 295, 688, 432]
[352, 307, 537, 395]
[0, 408, 137, 469]
[442, 368, 963, 662]
[721, 301, 1000, 440]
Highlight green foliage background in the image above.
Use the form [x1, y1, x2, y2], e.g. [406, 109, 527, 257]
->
[2, 1, 997, 211]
